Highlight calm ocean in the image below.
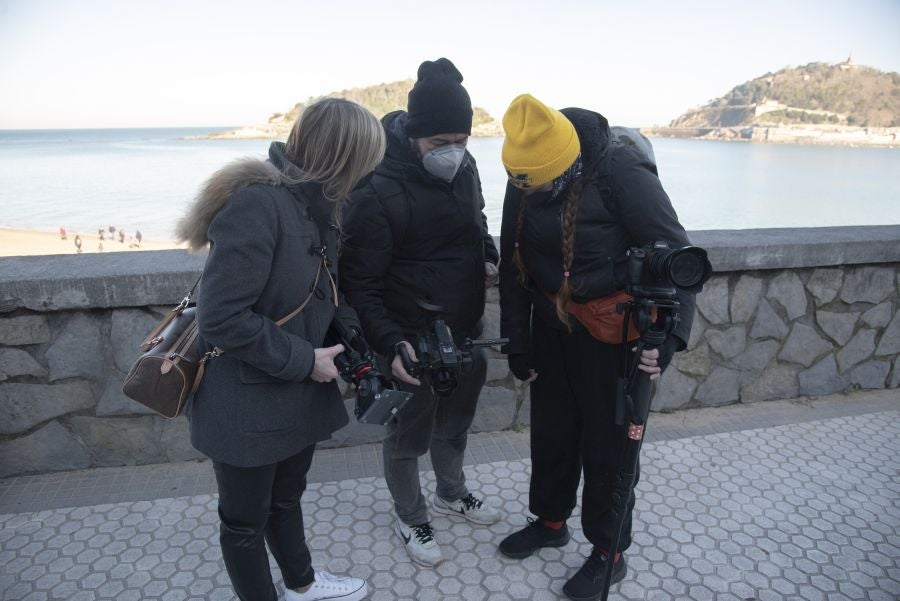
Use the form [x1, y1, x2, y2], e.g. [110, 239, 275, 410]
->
[1, 128, 898, 241]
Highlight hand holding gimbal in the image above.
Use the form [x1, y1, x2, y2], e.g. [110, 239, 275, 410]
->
[397, 300, 508, 397]
[327, 321, 412, 425]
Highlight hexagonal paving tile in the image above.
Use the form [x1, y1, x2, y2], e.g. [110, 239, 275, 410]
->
[1, 411, 898, 600]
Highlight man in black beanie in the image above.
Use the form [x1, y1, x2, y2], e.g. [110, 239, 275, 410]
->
[340, 58, 500, 567]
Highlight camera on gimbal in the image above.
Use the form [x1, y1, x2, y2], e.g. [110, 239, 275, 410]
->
[327, 322, 412, 426]
[398, 300, 508, 397]
[625, 241, 712, 300]
[621, 240, 712, 337]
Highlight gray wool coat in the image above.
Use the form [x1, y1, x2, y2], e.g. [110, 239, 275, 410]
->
[180, 143, 359, 467]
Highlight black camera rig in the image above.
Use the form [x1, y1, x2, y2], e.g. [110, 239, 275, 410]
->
[328, 322, 412, 426]
[602, 240, 711, 601]
[398, 300, 508, 397]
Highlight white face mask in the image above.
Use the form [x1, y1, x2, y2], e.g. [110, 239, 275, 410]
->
[421, 144, 466, 182]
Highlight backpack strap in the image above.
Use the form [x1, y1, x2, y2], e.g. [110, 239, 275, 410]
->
[594, 138, 620, 220]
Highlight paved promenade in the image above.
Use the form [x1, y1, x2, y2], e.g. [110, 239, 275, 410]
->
[1, 390, 898, 601]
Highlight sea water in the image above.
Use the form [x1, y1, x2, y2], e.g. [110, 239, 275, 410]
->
[1, 128, 898, 241]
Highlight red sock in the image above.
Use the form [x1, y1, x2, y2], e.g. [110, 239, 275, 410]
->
[595, 547, 622, 563]
[540, 518, 565, 530]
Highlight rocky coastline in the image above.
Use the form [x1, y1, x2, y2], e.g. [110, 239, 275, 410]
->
[642, 125, 899, 147]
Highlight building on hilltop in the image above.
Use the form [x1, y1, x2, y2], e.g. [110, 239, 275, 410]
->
[839, 53, 858, 71]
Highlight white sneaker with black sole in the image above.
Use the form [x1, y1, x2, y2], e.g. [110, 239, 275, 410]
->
[283, 570, 368, 601]
[433, 492, 501, 525]
[396, 520, 443, 567]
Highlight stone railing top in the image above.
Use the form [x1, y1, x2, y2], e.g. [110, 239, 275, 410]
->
[689, 225, 900, 271]
[1, 225, 898, 312]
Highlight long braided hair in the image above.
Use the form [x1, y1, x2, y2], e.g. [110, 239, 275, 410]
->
[554, 177, 586, 329]
[512, 177, 586, 331]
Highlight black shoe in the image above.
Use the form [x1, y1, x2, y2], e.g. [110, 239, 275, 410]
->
[498, 517, 570, 559]
[562, 551, 627, 601]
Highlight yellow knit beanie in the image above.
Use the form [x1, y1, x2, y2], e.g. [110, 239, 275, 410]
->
[502, 94, 580, 189]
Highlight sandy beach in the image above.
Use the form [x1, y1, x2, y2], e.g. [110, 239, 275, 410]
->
[0, 228, 184, 257]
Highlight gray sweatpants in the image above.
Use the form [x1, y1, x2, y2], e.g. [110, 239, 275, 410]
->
[383, 347, 486, 526]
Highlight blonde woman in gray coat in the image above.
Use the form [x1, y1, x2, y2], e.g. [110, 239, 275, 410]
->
[176, 98, 385, 601]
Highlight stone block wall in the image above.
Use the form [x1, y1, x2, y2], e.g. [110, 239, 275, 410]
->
[652, 264, 899, 410]
[1, 226, 898, 477]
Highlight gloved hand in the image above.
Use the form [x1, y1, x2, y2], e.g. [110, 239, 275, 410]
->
[507, 353, 534, 381]
[657, 336, 681, 373]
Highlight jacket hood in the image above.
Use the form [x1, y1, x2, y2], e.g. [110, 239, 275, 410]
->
[559, 107, 611, 172]
[175, 142, 332, 251]
[175, 156, 282, 251]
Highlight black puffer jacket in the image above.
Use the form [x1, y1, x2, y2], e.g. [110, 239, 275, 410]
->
[499, 108, 695, 355]
[340, 111, 499, 355]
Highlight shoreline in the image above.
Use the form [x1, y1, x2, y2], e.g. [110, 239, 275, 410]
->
[0, 227, 183, 257]
[640, 125, 900, 148]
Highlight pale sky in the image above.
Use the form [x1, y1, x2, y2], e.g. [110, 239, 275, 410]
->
[1, 0, 898, 129]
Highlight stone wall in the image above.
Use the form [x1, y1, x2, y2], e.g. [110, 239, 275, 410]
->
[1, 226, 898, 477]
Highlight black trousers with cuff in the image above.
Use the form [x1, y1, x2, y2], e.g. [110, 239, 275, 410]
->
[213, 445, 317, 601]
[528, 315, 640, 552]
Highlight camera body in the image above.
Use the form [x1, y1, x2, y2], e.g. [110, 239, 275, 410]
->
[399, 301, 508, 397]
[624, 240, 712, 301]
[328, 323, 412, 425]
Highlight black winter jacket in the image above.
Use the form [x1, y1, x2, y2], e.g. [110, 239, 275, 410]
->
[499, 108, 695, 355]
[340, 111, 499, 355]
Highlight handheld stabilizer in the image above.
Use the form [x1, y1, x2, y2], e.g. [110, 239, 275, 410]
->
[602, 240, 711, 601]
[328, 322, 412, 425]
[619, 240, 712, 421]
[398, 300, 508, 397]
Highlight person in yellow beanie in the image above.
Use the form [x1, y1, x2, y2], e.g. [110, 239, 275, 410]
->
[496, 93, 698, 601]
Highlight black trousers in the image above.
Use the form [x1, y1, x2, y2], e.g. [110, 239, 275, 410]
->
[213, 445, 316, 601]
[528, 316, 640, 552]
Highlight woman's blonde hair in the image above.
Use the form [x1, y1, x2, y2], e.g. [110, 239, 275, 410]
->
[284, 98, 385, 208]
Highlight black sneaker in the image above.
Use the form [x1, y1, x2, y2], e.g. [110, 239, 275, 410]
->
[498, 517, 570, 559]
[562, 550, 627, 601]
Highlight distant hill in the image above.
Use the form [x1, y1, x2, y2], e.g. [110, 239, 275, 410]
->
[670, 59, 900, 128]
[206, 79, 501, 140]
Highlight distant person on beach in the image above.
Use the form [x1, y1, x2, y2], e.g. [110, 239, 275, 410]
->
[340, 57, 501, 568]
[108, 224, 116, 234]
[135, 229, 142, 246]
[118, 230, 125, 244]
[74, 234, 82, 253]
[98, 227, 104, 241]
[59, 226, 67, 240]
[175, 98, 384, 601]
[496, 94, 696, 600]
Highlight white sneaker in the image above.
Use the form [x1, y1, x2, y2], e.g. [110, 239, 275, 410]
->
[284, 570, 368, 601]
[433, 492, 501, 525]
[396, 520, 443, 567]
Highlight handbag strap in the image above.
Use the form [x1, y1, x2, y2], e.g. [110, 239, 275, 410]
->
[275, 255, 338, 325]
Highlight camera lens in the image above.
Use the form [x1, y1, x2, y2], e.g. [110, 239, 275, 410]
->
[669, 251, 706, 288]
[666, 247, 711, 292]
[645, 245, 712, 293]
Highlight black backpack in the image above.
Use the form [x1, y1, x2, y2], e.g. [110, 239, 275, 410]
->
[596, 126, 658, 217]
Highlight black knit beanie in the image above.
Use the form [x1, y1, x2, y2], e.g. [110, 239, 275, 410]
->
[405, 58, 473, 138]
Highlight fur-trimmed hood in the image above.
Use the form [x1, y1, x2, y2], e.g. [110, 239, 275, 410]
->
[175, 157, 284, 251]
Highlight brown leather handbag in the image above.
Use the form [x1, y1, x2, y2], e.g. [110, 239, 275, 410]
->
[122, 259, 335, 418]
